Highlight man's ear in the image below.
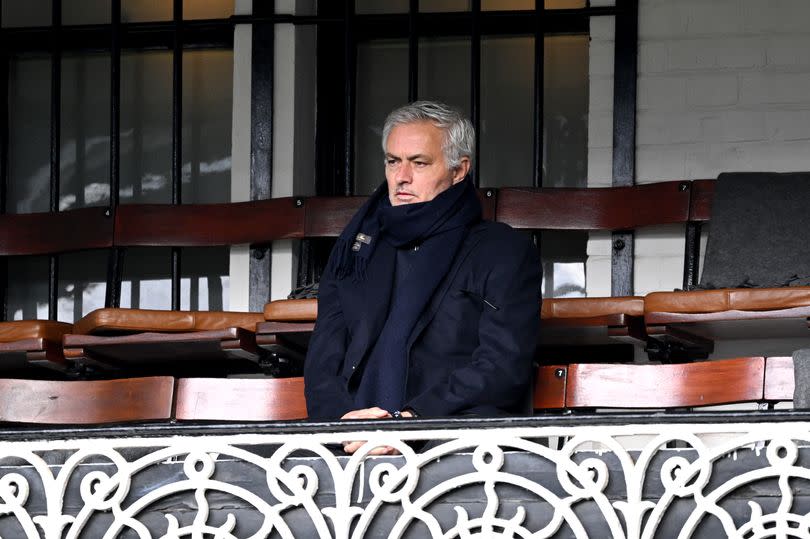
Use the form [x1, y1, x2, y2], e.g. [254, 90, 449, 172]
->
[452, 157, 471, 184]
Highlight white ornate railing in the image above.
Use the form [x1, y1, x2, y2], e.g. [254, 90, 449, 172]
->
[0, 416, 809, 538]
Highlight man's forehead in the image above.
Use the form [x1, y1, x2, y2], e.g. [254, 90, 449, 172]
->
[386, 121, 443, 150]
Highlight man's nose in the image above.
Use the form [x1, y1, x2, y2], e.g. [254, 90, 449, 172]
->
[396, 161, 412, 183]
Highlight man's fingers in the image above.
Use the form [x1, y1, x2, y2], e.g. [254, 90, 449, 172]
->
[342, 441, 364, 454]
[340, 407, 392, 420]
[342, 441, 400, 455]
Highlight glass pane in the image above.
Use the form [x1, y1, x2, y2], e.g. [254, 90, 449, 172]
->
[1, 0, 50, 27]
[184, 0, 232, 20]
[120, 247, 169, 310]
[543, 34, 588, 187]
[120, 51, 172, 204]
[60, 53, 111, 211]
[355, 0, 408, 14]
[120, 247, 229, 311]
[120, 49, 232, 205]
[354, 39, 408, 196]
[420, 0, 468, 12]
[418, 37, 471, 118]
[541, 231, 587, 298]
[181, 247, 229, 311]
[122, 0, 171, 22]
[7, 256, 49, 320]
[58, 250, 108, 322]
[480, 36, 533, 188]
[64, 0, 111, 25]
[7, 55, 51, 214]
[182, 50, 233, 204]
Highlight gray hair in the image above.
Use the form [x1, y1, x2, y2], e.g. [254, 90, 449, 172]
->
[381, 101, 475, 171]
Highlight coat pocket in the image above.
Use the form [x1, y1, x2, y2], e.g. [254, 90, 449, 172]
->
[459, 289, 500, 311]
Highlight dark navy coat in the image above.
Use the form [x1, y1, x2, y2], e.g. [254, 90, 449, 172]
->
[304, 220, 542, 420]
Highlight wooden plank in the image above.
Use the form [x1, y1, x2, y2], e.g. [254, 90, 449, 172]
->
[566, 357, 765, 408]
[175, 377, 307, 421]
[0, 377, 174, 424]
[688, 179, 716, 222]
[496, 181, 691, 231]
[115, 198, 305, 247]
[304, 196, 365, 237]
[533, 365, 567, 409]
[0, 207, 113, 256]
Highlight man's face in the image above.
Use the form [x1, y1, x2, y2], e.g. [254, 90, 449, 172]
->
[385, 121, 470, 206]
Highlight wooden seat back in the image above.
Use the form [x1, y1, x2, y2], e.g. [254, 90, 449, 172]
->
[0, 376, 174, 424]
[535, 357, 767, 410]
[496, 181, 692, 231]
[174, 376, 307, 421]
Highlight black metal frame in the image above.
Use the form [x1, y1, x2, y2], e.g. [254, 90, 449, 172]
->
[610, 0, 639, 297]
[249, 0, 276, 312]
[0, 410, 808, 442]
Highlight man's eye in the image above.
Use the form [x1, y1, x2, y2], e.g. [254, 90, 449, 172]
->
[414, 161, 427, 167]
[385, 159, 399, 167]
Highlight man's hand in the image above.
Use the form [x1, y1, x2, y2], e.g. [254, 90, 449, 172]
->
[340, 407, 398, 455]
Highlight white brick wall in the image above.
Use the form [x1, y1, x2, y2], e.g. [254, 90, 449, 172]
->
[587, 0, 810, 297]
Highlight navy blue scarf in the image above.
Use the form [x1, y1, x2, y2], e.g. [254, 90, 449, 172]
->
[329, 178, 481, 412]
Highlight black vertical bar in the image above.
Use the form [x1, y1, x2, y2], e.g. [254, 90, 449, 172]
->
[343, 0, 355, 196]
[0, 5, 9, 319]
[105, 0, 123, 308]
[314, 2, 346, 197]
[532, 0, 544, 188]
[470, 0, 481, 186]
[407, 0, 418, 102]
[250, 0, 275, 312]
[48, 0, 62, 321]
[683, 222, 701, 290]
[171, 0, 183, 310]
[610, 0, 638, 297]
[109, 0, 121, 210]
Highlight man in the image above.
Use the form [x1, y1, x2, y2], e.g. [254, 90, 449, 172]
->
[304, 101, 541, 451]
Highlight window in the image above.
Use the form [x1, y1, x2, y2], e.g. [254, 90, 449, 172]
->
[2, 1, 234, 321]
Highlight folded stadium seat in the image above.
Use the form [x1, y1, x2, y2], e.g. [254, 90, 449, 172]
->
[63, 308, 267, 377]
[256, 299, 317, 373]
[540, 296, 646, 346]
[644, 172, 810, 361]
[644, 287, 810, 359]
[0, 320, 74, 375]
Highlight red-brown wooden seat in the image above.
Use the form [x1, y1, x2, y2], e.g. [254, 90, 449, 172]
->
[174, 376, 307, 421]
[0, 320, 74, 373]
[644, 288, 810, 356]
[534, 357, 768, 410]
[64, 308, 266, 375]
[0, 376, 174, 424]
